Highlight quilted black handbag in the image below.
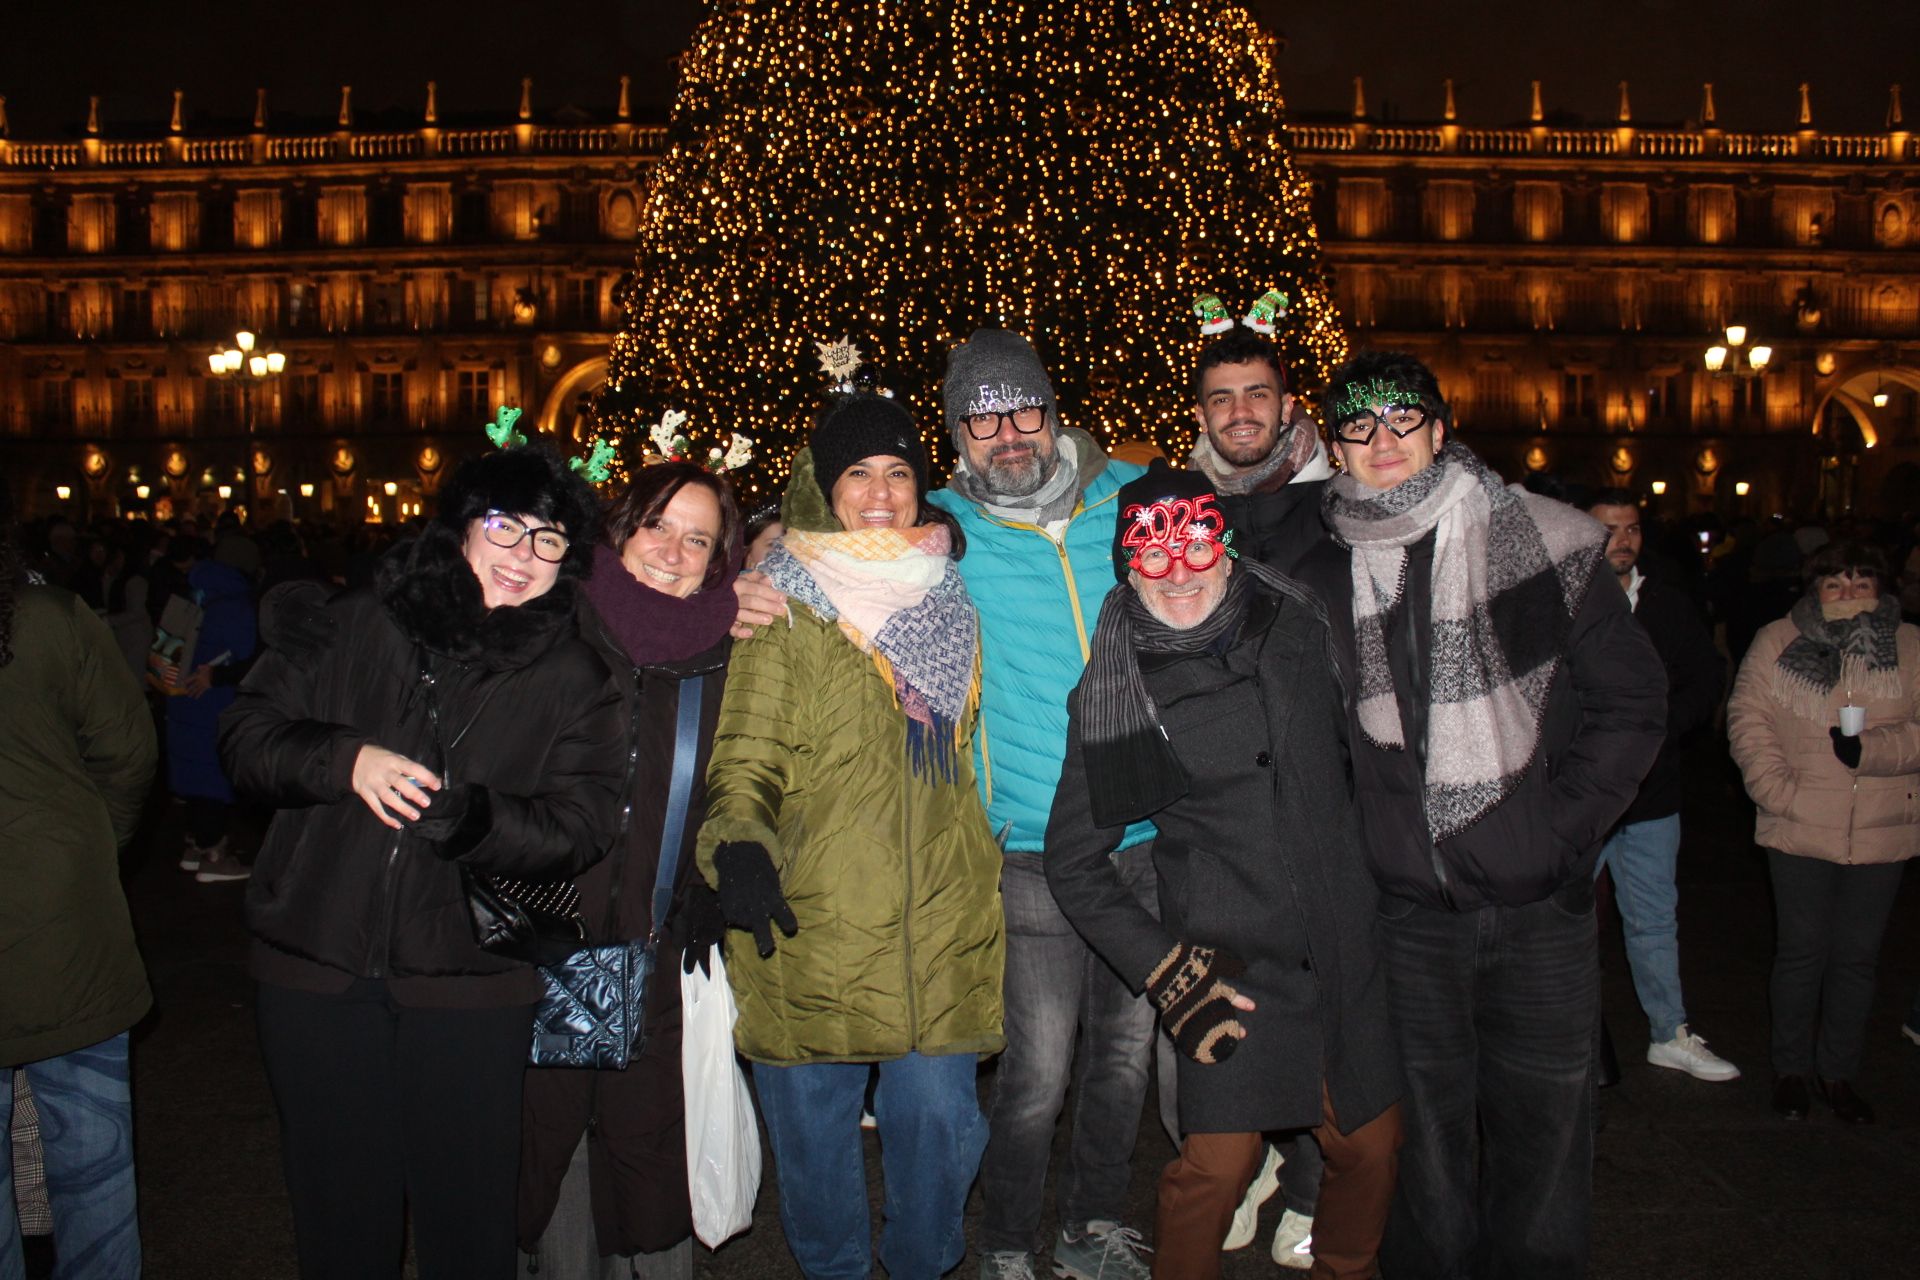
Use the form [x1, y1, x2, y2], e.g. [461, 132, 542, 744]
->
[528, 673, 704, 1069]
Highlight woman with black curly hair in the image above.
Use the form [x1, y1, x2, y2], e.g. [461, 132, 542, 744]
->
[221, 446, 627, 1280]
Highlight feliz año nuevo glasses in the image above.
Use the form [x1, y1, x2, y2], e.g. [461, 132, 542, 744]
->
[482, 512, 570, 563]
[1332, 406, 1431, 446]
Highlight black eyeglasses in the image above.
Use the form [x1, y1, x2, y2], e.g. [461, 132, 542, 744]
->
[481, 512, 570, 563]
[1332, 407, 1430, 446]
[961, 405, 1047, 441]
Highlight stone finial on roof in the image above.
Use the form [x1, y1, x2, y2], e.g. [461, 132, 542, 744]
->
[169, 89, 183, 133]
[1617, 81, 1631, 124]
[253, 88, 267, 131]
[1351, 75, 1366, 120]
[1799, 82, 1812, 126]
[86, 95, 100, 135]
[1529, 79, 1544, 123]
[618, 75, 632, 121]
[338, 85, 352, 128]
[1702, 82, 1717, 125]
[425, 80, 438, 124]
[519, 77, 534, 121]
[1443, 78, 1457, 122]
[1888, 84, 1904, 129]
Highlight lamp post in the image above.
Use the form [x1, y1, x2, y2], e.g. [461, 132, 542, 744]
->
[208, 330, 286, 506]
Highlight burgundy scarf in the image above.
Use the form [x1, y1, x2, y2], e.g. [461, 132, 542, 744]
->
[583, 542, 739, 666]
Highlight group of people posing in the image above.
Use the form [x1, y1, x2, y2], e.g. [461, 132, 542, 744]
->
[15, 320, 1916, 1280]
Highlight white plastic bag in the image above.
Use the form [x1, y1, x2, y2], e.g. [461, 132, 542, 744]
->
[682, 946, 761, 1247]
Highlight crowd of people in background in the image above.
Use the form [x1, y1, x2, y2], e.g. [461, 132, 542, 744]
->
[6, 328, 1920, 1280]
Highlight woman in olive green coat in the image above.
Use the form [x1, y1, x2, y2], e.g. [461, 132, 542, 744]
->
[695, 392, 1002, 1280]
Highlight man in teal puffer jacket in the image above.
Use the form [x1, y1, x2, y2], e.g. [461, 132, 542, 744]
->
[927, 330, 1157, 1280]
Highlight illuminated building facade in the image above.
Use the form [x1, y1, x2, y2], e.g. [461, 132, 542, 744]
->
[1292, 81, 1920, 519]
[2, 77, 1916, 522]
[0, 82, 657, 522]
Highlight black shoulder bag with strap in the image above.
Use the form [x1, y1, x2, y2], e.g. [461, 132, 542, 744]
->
[529, 671, 704, 1069]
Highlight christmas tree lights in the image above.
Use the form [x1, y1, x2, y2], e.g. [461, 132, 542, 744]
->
[592, 0, 1347, 500]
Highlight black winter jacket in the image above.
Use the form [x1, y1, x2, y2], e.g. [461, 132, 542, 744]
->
[221, 529, 626, 1003]
[1046, 584, 1400, 1136]
[1217, 478, 1327, 574]
[1619, 574, 1725, 825]
[518, 603, 728, 1256]
[1293, 531, 1665, 911]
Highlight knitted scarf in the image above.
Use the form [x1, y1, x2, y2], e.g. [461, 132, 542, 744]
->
[947, 430, 1085, 525]
[1078, 562, 1330, 828]
[760, 523, 980, 781]
[582, 542, 739, 666]
[1322, 442, 1606, 843]
[1188, 422, 1329, 496]
[1773, 592, 1902, 722]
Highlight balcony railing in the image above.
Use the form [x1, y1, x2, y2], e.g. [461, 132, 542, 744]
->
[1, 123, 669, 171]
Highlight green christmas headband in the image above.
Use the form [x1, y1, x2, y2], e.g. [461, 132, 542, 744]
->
[1192, 288, 1291, 337]
[1329, 377, 1430, 425]
[479, 404, 620, 485]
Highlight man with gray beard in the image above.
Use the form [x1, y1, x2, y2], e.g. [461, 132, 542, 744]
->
[926, 330, 1157, 1280]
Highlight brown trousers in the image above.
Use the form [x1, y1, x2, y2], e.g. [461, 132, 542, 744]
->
[1152, 1090, 1403, 1280]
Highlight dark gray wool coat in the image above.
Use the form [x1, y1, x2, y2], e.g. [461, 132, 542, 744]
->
[1045, 582, 1401, 1136]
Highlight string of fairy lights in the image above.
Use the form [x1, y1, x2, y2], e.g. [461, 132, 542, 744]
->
[589, 0, 1348, 501]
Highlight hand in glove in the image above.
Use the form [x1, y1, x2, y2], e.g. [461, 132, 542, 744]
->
[673, 877, 729, 976]
[1831, 726, 1863, 770]
[713, 841, 799, 958]
[1146, 941, 1254, 1065]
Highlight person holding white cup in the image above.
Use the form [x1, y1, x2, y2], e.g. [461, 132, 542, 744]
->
[1728, 541, 1920, 1126]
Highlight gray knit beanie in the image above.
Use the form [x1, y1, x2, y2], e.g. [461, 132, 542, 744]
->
[941, 329, 1057, 451]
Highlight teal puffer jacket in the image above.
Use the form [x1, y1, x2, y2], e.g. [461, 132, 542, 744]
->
[929, 435, 1154, 854]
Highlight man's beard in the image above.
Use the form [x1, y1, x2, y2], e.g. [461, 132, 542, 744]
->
[1211, 420, 1281, 468]
[1609, 554, 1637, 579]
[982, 440, 1061, 498]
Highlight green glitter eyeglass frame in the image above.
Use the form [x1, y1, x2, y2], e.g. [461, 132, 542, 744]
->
[1331, 406, 1433, 446]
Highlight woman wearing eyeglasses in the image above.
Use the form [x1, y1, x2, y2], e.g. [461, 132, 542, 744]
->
[220, 445, 627, 1280]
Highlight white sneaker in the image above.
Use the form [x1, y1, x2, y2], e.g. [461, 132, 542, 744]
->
[1222, 1144, 1283, 1249]
[1901, 1023, 1920, 1047]
[1646, 1025, 1740, 1082]
[1270, 1209, 1314, 1270]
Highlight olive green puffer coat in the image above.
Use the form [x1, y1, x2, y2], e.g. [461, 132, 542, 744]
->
[694, 452, 1004, 1066]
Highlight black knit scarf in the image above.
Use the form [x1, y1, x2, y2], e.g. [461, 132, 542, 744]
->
[1079, 562, 1328, 828]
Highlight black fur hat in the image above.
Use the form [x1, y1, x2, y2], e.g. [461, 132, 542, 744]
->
[435, 444, 600, 576]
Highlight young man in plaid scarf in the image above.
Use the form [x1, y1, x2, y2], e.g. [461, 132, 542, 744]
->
[1292, 351, 1665, 1279]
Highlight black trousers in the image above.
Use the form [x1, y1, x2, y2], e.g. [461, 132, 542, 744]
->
[1765, 850, 1906, 1080]
[255, 979, 534, 1280]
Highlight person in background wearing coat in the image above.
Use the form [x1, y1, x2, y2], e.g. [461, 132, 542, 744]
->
[696, 392, 1004, 1280]
[220, 445, 626, 1280]
[1584, 489, 1739, 1083]
[1727, 541, 1919, 1125]
[158, 535, 259, 883]
[1045, 463, 1402, 1280]
[1291, 352, 1665, 1279]
[517, 460, 742, 1280]
[0, 482, 158, 1278]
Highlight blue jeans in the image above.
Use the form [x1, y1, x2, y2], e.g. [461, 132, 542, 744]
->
[1376, 884, 1597, 1280]
[0, 1033, 140, 1280]
[752, 1052, 987, 1280]
[977, 846, 1157, 1254]
[1594, 814, 1687, 1043]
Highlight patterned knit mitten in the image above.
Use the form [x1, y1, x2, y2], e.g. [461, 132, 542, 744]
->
[1146, 941, 1248, 1064]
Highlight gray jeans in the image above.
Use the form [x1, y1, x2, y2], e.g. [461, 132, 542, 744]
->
[977, 844, 1158, 1254]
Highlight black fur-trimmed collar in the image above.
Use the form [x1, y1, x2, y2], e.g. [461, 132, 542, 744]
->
[377, 524, 580, 671]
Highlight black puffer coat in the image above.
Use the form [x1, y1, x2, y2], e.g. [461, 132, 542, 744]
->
[518, 603, 728, 1256]
[1046, 584, 1400, 1136]
[221, 528, 626, 1004]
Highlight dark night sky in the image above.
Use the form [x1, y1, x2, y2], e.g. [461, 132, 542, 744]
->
[0, 1, 1912, 139]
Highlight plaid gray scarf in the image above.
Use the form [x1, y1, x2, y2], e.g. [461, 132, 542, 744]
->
[1323, 443, 1606, 842]
[1773, 592, 1902, 721]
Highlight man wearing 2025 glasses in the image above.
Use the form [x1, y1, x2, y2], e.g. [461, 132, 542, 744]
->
[1290, 351, 1664, 1278]
[925, 330, 1159, 1280]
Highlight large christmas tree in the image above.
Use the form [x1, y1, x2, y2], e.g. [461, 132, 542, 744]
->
[594, 0, 1346, 500]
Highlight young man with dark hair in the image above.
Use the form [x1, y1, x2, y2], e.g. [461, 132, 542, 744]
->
[1186, 329, 1331, 570]
[1293, 351, 1666, 1278]
[1585, 488, 1737, 1082]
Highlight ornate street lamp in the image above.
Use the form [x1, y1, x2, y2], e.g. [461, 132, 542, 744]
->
[208, 329, 287, 499]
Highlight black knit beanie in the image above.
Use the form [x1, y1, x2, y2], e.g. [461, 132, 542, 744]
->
[810, 393, 929, 504]
[1111, 459, 1232, 583]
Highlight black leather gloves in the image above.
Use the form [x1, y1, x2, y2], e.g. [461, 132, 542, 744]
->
[1831, 726, 1863, 770]
[673, 878, 729, 976]
[713, 841, 799, 958]
[1146, 941, 1248, 1065]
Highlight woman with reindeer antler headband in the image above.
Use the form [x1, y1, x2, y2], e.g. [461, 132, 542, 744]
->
[692, 375, 1004, 1280]
[220, 416, 628, 1278]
